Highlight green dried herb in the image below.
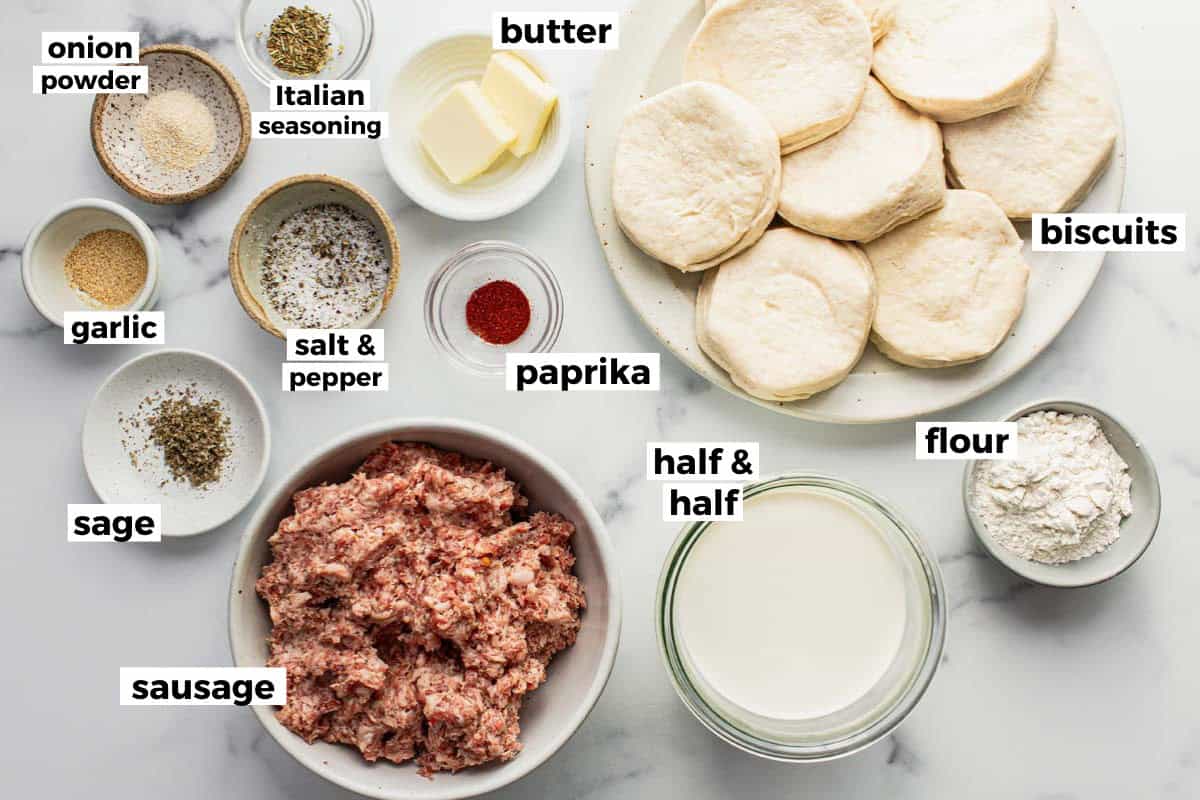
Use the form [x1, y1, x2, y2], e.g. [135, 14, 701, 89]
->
[147, 395, 231, 488]
[266, 5, 334, 76]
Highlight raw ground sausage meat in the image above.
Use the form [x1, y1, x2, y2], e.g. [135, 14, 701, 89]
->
[256, 442, 585, 775]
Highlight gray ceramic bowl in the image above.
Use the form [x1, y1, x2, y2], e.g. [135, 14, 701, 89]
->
[962, 399, 1161, 588]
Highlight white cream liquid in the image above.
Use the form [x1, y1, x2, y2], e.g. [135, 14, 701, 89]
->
[675, 487, 909, 720]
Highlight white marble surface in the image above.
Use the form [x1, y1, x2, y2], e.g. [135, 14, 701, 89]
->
[2, 1, 1197, 797]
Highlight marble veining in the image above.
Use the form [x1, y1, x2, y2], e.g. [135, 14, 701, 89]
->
[2, 1, 1197, 799]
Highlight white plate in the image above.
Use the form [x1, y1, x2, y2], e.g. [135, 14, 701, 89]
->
[82, 349, 271, 537]
[379, 32, 570, 222]
[584, 0, 1126, 423]
[229, 418, 621, 800]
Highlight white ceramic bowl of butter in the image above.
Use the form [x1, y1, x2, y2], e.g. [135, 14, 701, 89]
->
[380, 32, 570, 221]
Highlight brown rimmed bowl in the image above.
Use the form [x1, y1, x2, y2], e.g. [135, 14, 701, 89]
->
[229, 174, 401, 338]
[91, 43, 251, 204]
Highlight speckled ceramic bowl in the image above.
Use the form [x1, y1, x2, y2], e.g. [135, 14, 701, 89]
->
[91, 44, 251, 204]
[228, 174, 400, 338]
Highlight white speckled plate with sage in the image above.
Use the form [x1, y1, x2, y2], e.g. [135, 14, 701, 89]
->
[82, 349, 271, 537]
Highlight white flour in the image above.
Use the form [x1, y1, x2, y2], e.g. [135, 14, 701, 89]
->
[970, 410, 1133, 564]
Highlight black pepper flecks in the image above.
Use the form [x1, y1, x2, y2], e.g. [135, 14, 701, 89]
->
[259, 203, 388, 328]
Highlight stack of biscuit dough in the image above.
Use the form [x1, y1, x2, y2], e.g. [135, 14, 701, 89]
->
[611, 0, 1119, 403]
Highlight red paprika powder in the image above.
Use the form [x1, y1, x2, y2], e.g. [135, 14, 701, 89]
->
[465, 280, 531, 345]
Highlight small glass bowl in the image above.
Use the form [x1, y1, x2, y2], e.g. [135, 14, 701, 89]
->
[656, 473, 947, 762]
[425, 241, 563, 375]
[237, 0, 374, 86]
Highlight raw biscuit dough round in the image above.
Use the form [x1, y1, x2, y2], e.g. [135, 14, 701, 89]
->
[942, 36, 1119, 219]
[857, 0, 897, 41]
[706, 0, 894, 39]
[612, 82, 781, 272]
[697, 227, 877, 401]
[778, 77, 945, 243]
[862, 190, 1030, 368]
[872, 0, 1057, 123]
[685, 0, 873, 153]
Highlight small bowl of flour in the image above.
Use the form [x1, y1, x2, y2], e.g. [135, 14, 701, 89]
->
[963, 400, 1161, 588]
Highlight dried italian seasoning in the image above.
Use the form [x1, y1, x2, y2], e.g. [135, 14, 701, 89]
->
[266, 6, 334, 76]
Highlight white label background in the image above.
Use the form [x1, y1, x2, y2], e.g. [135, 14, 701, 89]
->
[282, 362, 389, 392]
[63, 311, 164, 344]
[646, 442, 759, 481]
[506, 353, 660, 391]
[119, 668, 286, 706]
[662, 482, 744, 522]
[915, 422, 1020, 460]
[41, 32, 139, 63]
[252, 112, 388, 139]
[1032, 213, 1186, 252]
[285, 329, 385, 361]
[68, 504, 161, 543]
[492, 12, 620, 50]
[269, 80, 371, 110]
[33, 65, 147, 93]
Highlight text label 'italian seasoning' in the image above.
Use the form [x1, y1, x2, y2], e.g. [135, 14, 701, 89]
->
[257, 75, 384, 139]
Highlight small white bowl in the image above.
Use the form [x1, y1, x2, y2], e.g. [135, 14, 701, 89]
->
[83, 349, 271, 538]
[229, 418, 620, 800]
[962, 399, 1162, 588]
[379, 32, 570, 221]
[22, 198, 160, 326]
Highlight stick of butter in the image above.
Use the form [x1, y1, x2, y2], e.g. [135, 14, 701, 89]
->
[481, 53, 559, 158]
[418, 82, 517, 185]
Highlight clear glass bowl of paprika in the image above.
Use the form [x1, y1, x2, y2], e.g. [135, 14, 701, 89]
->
[424, 240, 563, 374]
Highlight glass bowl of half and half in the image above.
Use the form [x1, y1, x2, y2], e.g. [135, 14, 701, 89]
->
[656, 473, 947, 761]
